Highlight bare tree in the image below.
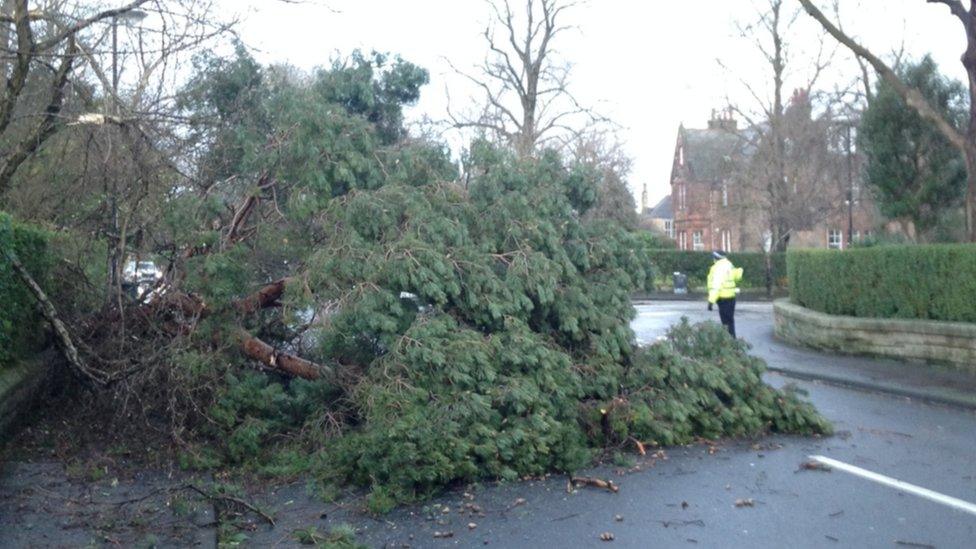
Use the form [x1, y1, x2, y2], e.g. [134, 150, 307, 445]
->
[447, 0, 604, 158]
[797, 0, 976, 242]
[718, 0, 849, 253]
[571, 128, 638, 227]
[1, 1, 234, 301]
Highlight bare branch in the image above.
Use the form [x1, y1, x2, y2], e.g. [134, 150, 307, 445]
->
[798, 0, 967, 152]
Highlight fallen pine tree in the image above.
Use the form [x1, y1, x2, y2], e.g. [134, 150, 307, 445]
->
[0, 50, 830, 512]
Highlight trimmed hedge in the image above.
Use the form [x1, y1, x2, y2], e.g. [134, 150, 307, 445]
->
[788, 244, 976, 323]
[648, 250, 786, 289]
[0, 213, 50, 367]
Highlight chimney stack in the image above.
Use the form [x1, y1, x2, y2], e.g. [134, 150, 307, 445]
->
[707, 108, 738, 132]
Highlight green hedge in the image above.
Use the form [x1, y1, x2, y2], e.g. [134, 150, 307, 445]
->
[0, 213, 50, 367]
[648, 250, 786, 289]
[788, 244, 976, 322]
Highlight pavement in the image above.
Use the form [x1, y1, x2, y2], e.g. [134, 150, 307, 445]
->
[2, 301, 976, 548]
[632, 300, 976, 410]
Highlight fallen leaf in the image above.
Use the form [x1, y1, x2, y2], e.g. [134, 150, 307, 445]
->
[571, 476, 620, 493]
[734, 498, 754, 508]
[600, 532, 615, 541]
[513, 497, 526, 507]
[614, 514, 623, 522]
[797, 460, 832, 473]
[433, 531, 454, 539]
[468, 522, 477, 530]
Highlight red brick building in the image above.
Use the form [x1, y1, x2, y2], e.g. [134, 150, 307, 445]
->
[666, 110, 886, 252]
[669, 112, 745, 252]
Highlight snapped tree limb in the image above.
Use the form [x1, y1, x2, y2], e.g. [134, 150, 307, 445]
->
[797, 0, 967, 152]
[4, 250, 108, 387]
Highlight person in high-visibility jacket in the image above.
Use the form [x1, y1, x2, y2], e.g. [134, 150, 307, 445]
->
[707, 251, 743, 338]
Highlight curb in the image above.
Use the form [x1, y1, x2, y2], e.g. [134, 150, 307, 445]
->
[766, 365, 976, 411]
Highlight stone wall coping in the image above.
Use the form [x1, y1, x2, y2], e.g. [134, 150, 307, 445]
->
[773, 299, 976, 339]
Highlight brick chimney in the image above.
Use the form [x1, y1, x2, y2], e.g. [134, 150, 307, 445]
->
[707, 108, 738, 132]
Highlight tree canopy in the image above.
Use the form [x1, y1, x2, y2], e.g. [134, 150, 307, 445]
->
[859, 56, 967, 240]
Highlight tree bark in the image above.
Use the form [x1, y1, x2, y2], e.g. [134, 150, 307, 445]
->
[236, 278, 290, 315]
[237, 329, 326, 380]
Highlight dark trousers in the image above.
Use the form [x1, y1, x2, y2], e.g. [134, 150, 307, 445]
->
[717, 297, 736, 338]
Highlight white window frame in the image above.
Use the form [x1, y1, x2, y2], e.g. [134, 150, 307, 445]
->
[679, 146, 685, 166]
[828, 229, 843, 250]
[679, 231, 687, 250]
[721, 181, 729, 207]
[721, 229, 732, 252]
[692, 231, 704, 251]
[678, 185, 687, 210]
[664, 219, 674, 238]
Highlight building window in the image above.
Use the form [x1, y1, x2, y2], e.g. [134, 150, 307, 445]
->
[679, 146, 684, 166]
[679, 231, 687, 250]
[664, 219, 674, 238]
[721, 181, 729, 207]
[720, 229, 732, 252]
[678, 185, 687, 210]
[828, 229, 843, 250]
[692, 231, 704, 251]
[853, 230, 861, 243]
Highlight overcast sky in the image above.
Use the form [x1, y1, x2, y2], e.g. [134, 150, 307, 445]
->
[218, 0, 969, 209]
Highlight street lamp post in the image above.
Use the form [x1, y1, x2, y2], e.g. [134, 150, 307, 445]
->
[845, 122, 854, 249]
[107, 8, 147, 294]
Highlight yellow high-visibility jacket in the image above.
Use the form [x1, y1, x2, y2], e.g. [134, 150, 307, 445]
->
[707, 257, 743, 304]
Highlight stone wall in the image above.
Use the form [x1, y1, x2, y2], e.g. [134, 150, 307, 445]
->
[773, 299, 976, 373]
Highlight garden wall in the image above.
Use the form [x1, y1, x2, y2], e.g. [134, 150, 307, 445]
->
[774, 299, 976, 372]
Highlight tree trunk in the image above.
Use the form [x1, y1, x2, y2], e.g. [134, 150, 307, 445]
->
[764, 252, 773, 298]
[965, 147, 976, 241]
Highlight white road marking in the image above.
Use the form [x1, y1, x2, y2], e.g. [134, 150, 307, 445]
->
[809, 455, 976, 517]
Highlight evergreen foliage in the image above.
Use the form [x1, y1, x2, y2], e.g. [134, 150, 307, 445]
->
[859, 56, 967, 239]
[163, 49, 831, 507]
[788, 244, 976, 322]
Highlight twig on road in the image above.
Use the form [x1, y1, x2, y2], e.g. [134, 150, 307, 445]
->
[894, 541, 935, 549]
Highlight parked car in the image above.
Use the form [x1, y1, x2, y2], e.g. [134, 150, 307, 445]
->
[123, 260, 163, 285]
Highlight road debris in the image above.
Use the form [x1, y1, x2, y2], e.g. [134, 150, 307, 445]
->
[894, 541, 935, 549]
[468, 522, 477, 530]
[570, 476, 620, 493]
[599, 532, 615, 541]
[797, 460, 832, 473]
[657, 519, 705, 528]
[614, 514, 624, 522]
[433, 531, 454, 539]
[734, 498, 754, 508]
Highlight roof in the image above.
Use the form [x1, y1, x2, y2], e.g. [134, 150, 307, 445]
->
[647, 194, 672, 219]
[681, 127, 744, 183]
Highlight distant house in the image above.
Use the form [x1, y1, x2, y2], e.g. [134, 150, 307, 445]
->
[639, 191, 673, 238]
[669, 112, 745, 252]
[666, 106, 887, 252]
